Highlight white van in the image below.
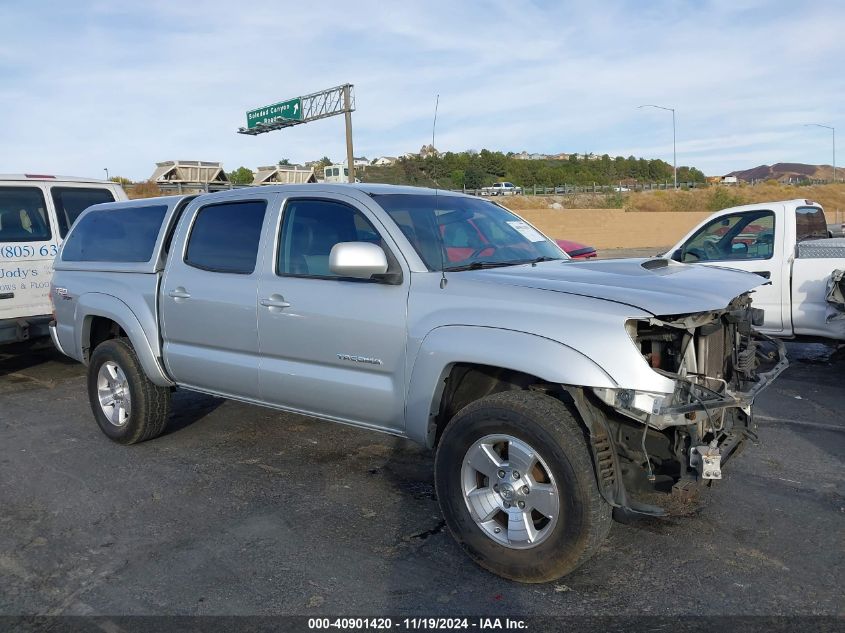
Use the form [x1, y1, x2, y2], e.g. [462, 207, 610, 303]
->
[323, 164, 361, 183]
[0, 174, 127, 344]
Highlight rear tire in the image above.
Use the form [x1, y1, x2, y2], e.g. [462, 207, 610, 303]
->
[435, 390, 611, 583]
[87, 338, 171, 444]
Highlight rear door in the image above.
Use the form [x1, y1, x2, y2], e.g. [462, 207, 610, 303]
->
[674, 207, 786, 332]
[49, 185, 117, 240]
[160, 194, 275, 399]
[0, 185, 56, 322]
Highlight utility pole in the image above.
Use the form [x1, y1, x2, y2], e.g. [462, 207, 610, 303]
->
[343, 84, 355, 183]
[805, 123, 836, 182]
[639, 104, 676, 189]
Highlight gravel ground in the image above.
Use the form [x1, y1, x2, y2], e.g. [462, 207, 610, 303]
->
[0, 339, 843, 617]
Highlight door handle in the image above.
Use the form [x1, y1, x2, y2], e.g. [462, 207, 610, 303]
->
[752, 271, 771, 279]
[168, 288, 191, 299]
[260, 295, 291, 309]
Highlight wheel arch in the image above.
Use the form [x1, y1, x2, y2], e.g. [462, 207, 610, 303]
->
[405, 325, 618, 448]
[76, 293, 173, 387]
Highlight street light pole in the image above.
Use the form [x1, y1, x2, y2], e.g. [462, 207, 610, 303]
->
[639, 104, 676, 189]
[804, 124, 836, 183]
[104, 168, 109, 181]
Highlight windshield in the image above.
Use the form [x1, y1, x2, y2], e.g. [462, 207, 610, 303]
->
[373, 193, 565, 271]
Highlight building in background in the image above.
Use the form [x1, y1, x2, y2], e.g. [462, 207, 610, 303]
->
[372, 156, 397, 166]
[253, 165, 317, 185]
[151, 161, 228, 186]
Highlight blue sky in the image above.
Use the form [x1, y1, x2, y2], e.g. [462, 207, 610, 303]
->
[0, 0, 842, 180]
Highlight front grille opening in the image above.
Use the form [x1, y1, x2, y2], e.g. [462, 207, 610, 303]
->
[635, 323, 685, 373]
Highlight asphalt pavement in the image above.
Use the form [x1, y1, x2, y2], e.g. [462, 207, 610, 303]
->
[0, 339, 843, 616]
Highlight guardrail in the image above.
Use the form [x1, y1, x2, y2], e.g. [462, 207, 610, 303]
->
[456, 182, 707, 196]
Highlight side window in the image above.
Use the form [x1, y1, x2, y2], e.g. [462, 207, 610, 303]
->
[51, 187, 115, 237]
[61, 204, 167, 262]
[795, 206, 827, 242]
[0, 187, 51, 243]
[185, 200, 266, 274]
[278, 199, 382, 278]
[682, 211, 775, 262]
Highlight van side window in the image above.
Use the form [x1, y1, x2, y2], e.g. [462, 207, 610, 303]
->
[61, 205, 168, 263]
[0, 187, 51, 243]
[51, 187, 115, 237]
[795, 206, 827, 242]
[682, 211, 775, 262]
[278, 199, 382, 278]
[185, 200, 266, 274]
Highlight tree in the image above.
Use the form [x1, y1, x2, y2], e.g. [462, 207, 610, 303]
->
[228, 166, 254, 185]
[464, 165, 485, 189]
[313, 156, 333, 173]
[278, 158, 291, 166]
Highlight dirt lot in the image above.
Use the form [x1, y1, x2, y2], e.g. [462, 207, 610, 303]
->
[0, 338, 843, 617]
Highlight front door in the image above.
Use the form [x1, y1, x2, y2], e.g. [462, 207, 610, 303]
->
[256, 195, 409, 431]
[160, 196, 273, 399]
[676, 208, 785, 332]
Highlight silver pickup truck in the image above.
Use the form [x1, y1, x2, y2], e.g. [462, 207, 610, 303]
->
[50, 184, 786, 582]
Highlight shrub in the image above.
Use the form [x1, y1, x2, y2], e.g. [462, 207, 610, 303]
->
[708, 187, 744, 212]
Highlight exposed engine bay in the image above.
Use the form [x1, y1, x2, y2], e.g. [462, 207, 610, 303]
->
[570, 293, 788, 516]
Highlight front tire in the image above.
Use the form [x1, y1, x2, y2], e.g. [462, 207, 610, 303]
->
[87, 338, 171, 444]
[434, 391, 611, 583]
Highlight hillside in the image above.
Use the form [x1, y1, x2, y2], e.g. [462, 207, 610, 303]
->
[361, 150, 705, 189]
[726, 162, 835, 182]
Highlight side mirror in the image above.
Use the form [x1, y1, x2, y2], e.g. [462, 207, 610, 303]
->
[329, 242, 389, 279]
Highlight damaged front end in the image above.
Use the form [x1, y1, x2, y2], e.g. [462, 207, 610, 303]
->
[572, 293, 788, 516]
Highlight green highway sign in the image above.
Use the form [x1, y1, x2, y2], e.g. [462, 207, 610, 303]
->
[246, 97, 303, 128]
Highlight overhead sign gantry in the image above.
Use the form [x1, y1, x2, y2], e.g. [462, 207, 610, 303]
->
[238, 84, 356, 182]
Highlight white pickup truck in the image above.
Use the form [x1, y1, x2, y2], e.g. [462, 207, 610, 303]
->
[481, 182, 522, 196]
[667, 198, 845, 341]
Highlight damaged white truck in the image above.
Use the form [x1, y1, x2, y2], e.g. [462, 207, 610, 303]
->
[667, 198, 845, 340]
[49, 184, 786, 582]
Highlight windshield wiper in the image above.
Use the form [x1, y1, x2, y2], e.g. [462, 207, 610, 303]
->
[443, 261, 516, 272]
[529, 256, 559, 266]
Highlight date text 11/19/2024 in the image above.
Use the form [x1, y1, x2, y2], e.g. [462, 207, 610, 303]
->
[307, 617, 528, 630]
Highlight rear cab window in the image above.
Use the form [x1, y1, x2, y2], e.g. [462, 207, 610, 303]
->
[51, 187, 116, 237]
[795, 206, 827, 242]
[61, 205, 168, 262]
[0, 187, 51, 244]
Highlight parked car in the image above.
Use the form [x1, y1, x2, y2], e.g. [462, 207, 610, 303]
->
[481, 182, 522, 196]
[667, 199, 845, 340]
[556, 239, 597, 259]
[436, 211, 596, 261]
[51, 184, 785, 583]
[827, 223, 844, 238]
[0, 174, 126, 345]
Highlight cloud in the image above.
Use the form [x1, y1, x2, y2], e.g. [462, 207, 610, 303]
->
[0, 0, 842, 179]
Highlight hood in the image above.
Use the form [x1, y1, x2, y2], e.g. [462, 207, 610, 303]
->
[465, 258, 766, 316]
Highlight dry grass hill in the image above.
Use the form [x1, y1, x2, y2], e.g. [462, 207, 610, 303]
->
[505, 182, 845, 221]
[726, 162, 836, 182]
